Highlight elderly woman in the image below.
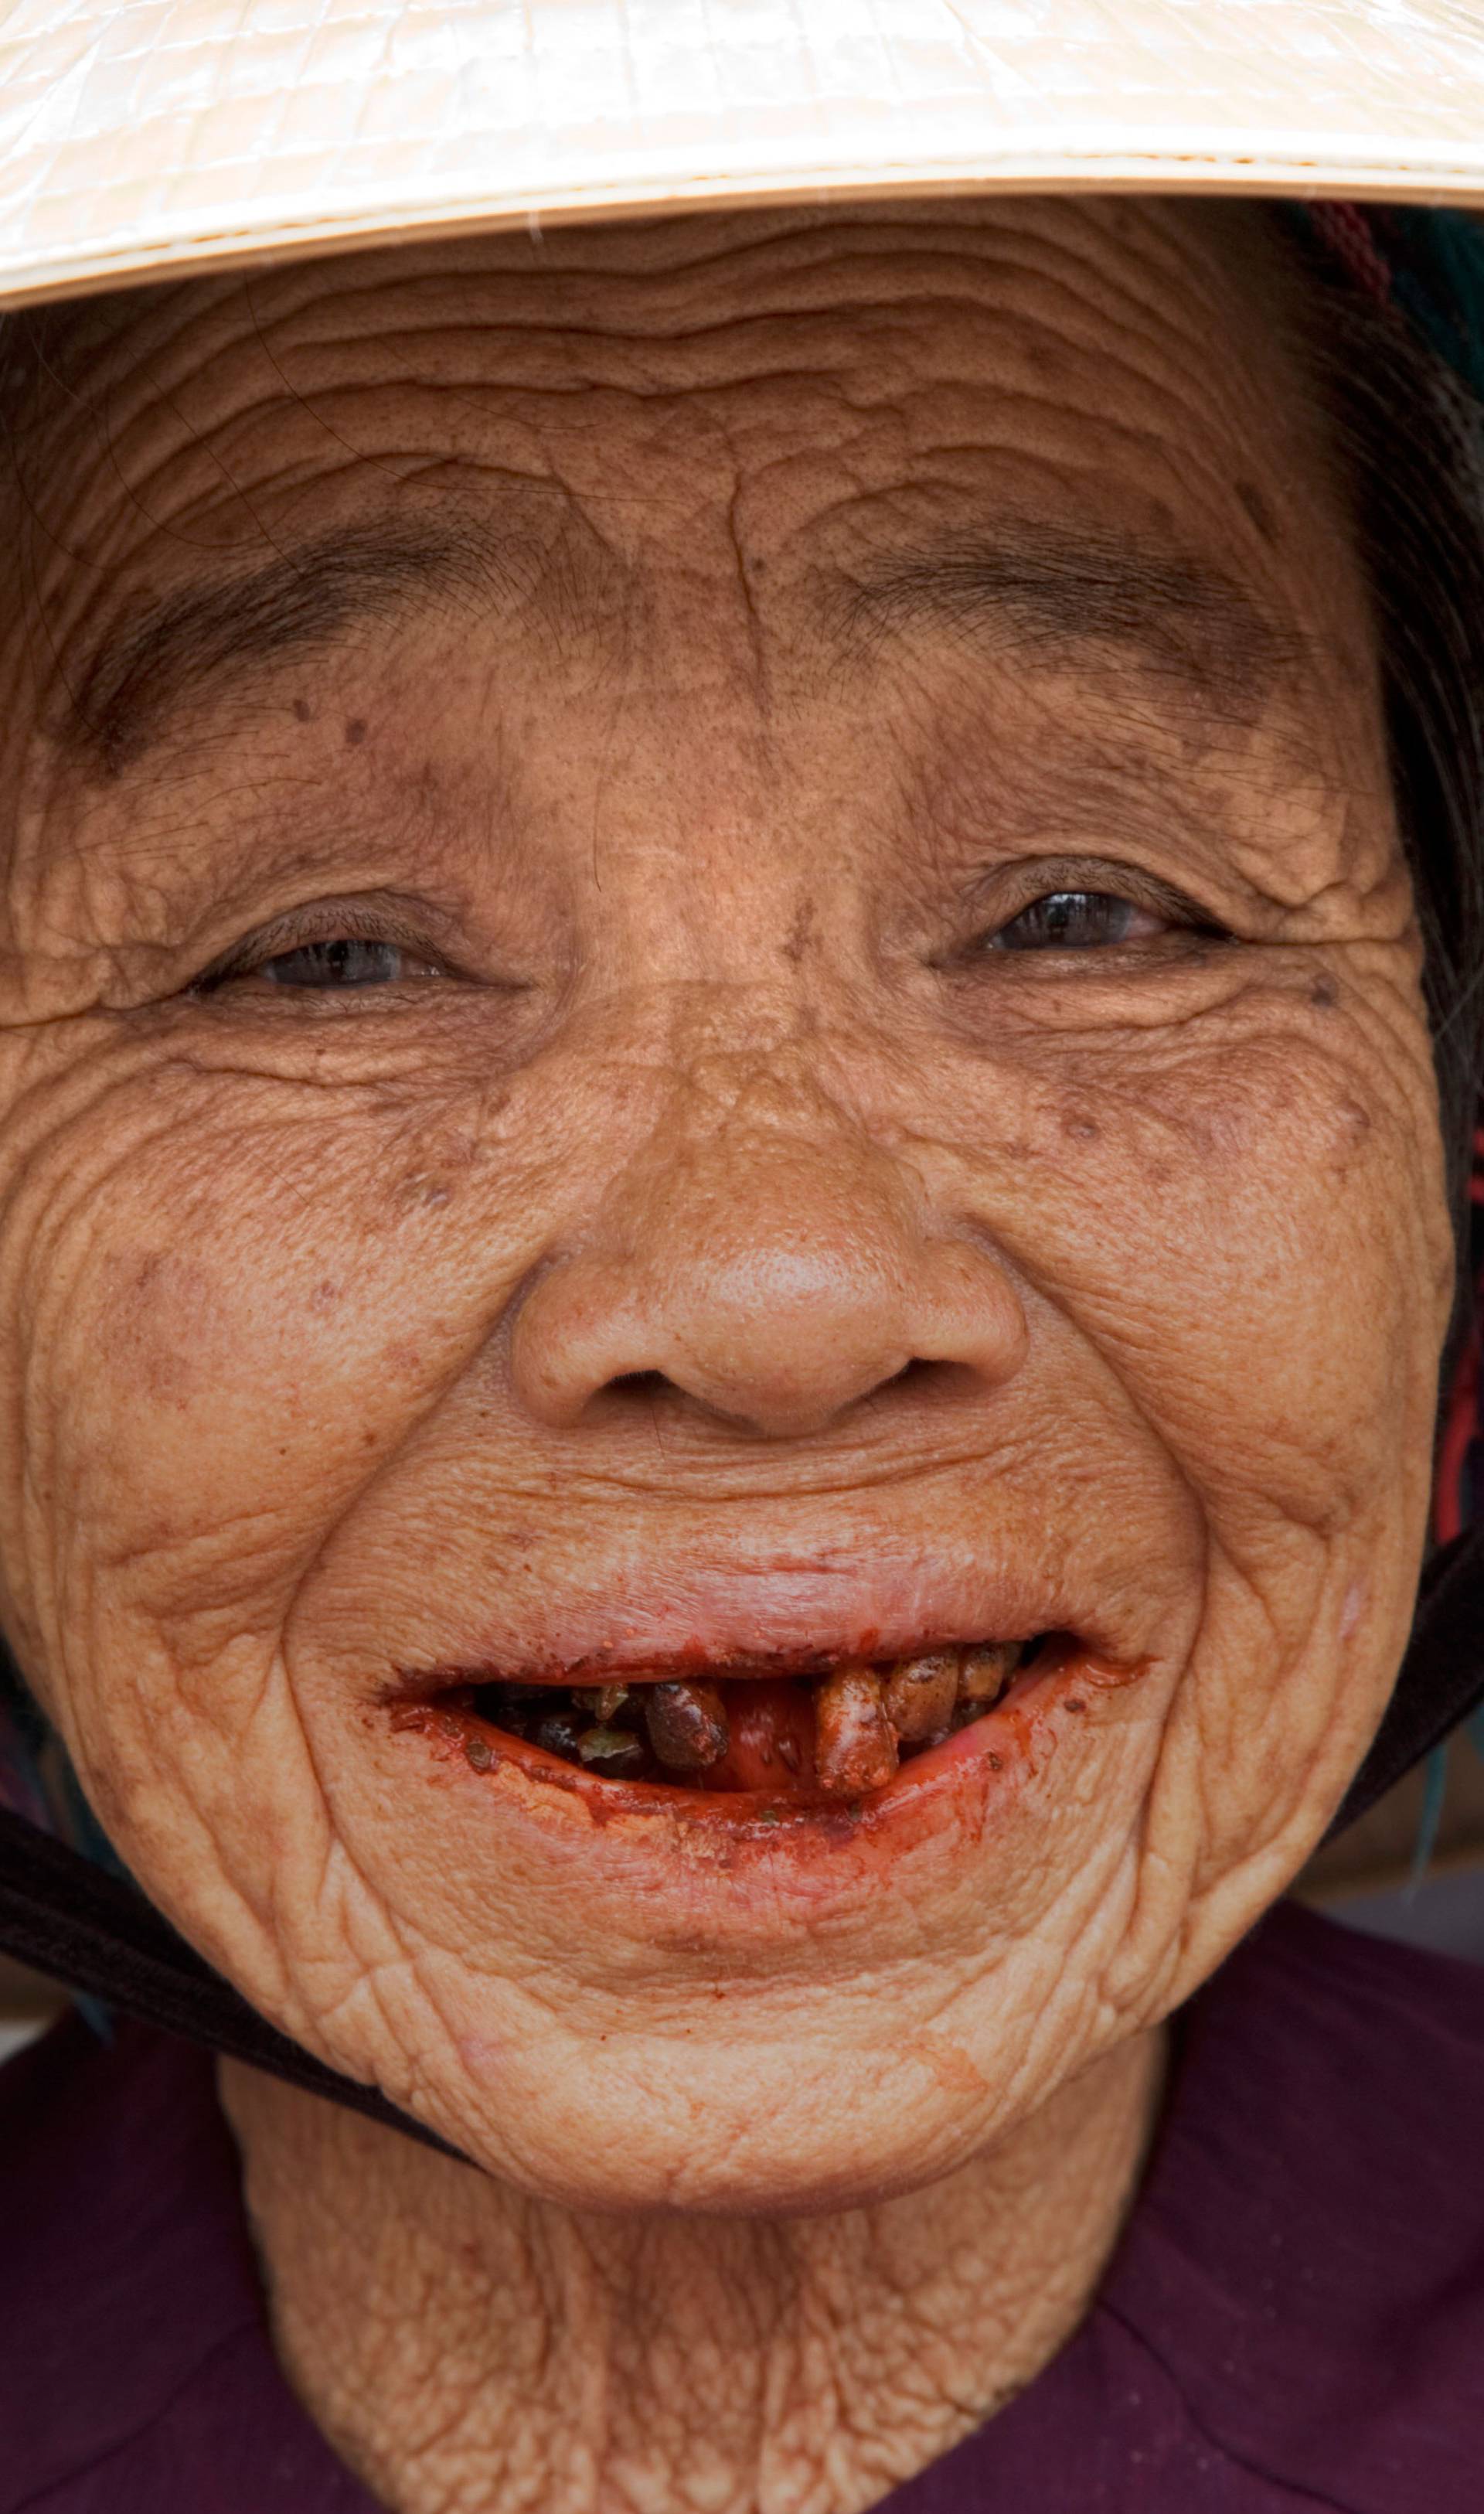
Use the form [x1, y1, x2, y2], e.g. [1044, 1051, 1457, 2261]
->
[2, 6, 1484, 2511]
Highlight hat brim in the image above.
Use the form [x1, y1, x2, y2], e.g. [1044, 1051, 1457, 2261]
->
[2, 0, 1483, 313]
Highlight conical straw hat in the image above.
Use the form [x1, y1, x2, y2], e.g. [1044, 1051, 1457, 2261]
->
[1, 0, 1482, 313]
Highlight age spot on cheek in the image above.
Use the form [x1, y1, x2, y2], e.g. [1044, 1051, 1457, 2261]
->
[104, 1248, 226, 1407]
[345, 717, 367, 747]
[782, 896, 816, 966]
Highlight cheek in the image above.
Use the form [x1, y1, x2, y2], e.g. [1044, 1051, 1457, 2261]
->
[1009, 1021, 1446, 1538]
[0, 1055, 543, 1712]
[994, 1010, 1448, 1960]
[0, 1050, 577, 2034]
[891, 980, 1448, 1933]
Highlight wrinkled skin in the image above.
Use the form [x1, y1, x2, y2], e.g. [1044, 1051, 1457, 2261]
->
[0, 197, 1454, 2512]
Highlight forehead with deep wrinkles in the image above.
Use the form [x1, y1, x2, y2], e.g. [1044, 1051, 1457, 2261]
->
[0, 198, 1402, 913]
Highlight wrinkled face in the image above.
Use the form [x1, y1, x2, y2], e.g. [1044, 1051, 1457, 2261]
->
[0, 199, 1453, 2207]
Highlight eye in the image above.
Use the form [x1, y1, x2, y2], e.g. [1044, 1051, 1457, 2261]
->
[247, 937, 434, 990]
[192, 924, 448, 995]
[982, 890, 1172, 953]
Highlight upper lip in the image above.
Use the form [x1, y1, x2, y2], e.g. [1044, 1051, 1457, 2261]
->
[380, 1553, 1130, 1695]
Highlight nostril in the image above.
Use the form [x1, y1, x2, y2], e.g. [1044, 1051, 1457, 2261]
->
[883, 1356, 938, 1390]
[606, 1368, 672, 1402]
[509, 1223, 1028, 1436]
[877, 1354, 985, 1405]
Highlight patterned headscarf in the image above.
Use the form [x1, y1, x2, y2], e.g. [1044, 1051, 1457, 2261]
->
[2, 202, 1483, 1860]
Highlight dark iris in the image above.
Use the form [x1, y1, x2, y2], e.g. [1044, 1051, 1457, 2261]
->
[990, 891, 1140, 952]
[260, 938, 406, 987]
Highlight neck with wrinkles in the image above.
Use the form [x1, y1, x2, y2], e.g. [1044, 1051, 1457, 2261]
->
[219, 2026, 1165, 2514]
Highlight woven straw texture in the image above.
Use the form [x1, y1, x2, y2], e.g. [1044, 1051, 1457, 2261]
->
[2, 0, 1484, 310]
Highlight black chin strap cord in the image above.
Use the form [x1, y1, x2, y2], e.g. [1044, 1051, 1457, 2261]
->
[0, 1810, 463, 2159]
[1, 1522, 1481, 2159]
[1326, 1520, 1484, 1835]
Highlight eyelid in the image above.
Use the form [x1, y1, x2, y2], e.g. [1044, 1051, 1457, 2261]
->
[192, 896, 458, 990]
[969, 855, 1230, 938]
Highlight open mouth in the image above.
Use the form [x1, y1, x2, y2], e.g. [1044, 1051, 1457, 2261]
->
[404, 1637, 1058, 1804]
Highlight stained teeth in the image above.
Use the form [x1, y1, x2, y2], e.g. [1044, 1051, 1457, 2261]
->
[813, 1663, 900, 1797]
[575, 1723, 648, 1778]
[883, 1650, 959, 1742]
[471, 1634, 1039, 1794]
[955, 1642, 1023, 1707]
[533, 1708, 587, 1760]
[644, 1679, 730, 1770]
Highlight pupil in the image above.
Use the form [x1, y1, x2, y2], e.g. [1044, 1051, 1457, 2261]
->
[1000, 891, 1132, 950]
[270, 938, 400, 986]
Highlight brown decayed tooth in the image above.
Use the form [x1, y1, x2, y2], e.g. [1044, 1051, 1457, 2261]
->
[644, 1679, 730, 1770]
[956, 1642, 1022, 1708]
[588, 1683, 629, 1722]
[533, 1709, 587, 1760]
[883, 1650, 958, 1742]
[814, 1664, 899, 1797]
[575, 1724, 648, 1777]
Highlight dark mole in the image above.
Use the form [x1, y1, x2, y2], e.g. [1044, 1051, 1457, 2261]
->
[1064, 1113, 1100, 1143]
[1310, 975, 1339, 1010]
[987, 1752, 1003, 1772]
[1235, 479, 1280, 546]
[1066, 1698, 1087, 1714]
[292, 697, 313, 722]
[345, 716, 367, 746]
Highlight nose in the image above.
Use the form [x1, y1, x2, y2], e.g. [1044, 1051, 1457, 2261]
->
[509, 1116, 1029, 1439]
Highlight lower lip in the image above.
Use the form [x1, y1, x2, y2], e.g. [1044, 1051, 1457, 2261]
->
[388, 1638, 1143, 1864]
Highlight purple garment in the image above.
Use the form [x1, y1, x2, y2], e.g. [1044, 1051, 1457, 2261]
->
[2, 1900, 1482, 2513]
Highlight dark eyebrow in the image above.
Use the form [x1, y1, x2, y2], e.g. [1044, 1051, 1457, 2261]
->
[61, 512, 1309, 780]
[60, 517, 599, 780]
[830, 523, 1312, 710]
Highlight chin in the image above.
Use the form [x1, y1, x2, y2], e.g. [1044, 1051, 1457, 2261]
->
[434, 2026, 994, 2219]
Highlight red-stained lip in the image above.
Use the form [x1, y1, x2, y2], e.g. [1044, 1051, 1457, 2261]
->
[376, 1563, 1148, 1845]
[380, 1564, 1132, 1699]
[388, 1636, 1145, 1835]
